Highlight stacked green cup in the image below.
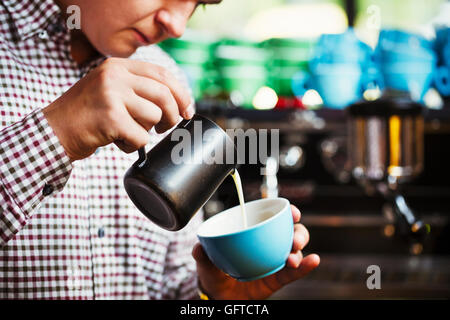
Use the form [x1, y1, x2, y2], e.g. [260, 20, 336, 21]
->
[159, 34, 219, 101]
[261, 38, 316, 97]
[213, 39, 269, 109]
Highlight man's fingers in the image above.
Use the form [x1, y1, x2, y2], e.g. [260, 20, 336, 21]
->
[286, 250, 303, 268]
[192, 243, 223, 276]
[114, 140, 136, 154]
[277, 254, 320, 286]
[290, 205, 301, 223]
[263, 253, 320, 294]
[127, 74, 180, 132]
[192, 243, 209, 263]
[192, 243, 218, 270]
[124, 93, 163, 131]
[292, 223, 310, 252]
[123, 59, 192, 118]
[115, 113, 150, 152]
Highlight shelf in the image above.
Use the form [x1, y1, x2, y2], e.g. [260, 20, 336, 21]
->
[196, 99, 450, 134]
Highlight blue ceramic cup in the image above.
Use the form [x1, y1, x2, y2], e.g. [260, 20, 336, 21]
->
[434, 27, 450, 65]
[378, 29, 434, 53]
[313, 29, 373, 66]
[376, 46, 436, 64]
[376, 29, 436, 65]
[197, 198, 293, 281]
[444, 43, 450, 67]
[379, 60, 436, 102]
[434, 66, 450, 97]
[291, 63, 379, 109]
[375, 29, 437, 102]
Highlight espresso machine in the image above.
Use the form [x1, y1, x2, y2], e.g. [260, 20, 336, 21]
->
[196, 97, 450, 299]
[347, 92, 430, 248]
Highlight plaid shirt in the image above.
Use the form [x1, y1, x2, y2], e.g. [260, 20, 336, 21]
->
[0, 0, 201, 299]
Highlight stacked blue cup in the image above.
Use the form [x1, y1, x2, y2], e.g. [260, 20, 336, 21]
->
[434, 27, 450, 97]
[291, 29, 380, 109]
[375, 29, 437, 102]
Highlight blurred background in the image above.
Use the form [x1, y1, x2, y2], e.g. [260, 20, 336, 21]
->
[161, 0, 450, 299]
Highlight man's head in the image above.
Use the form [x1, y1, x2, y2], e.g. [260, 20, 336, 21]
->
[56, 0, 221, 57]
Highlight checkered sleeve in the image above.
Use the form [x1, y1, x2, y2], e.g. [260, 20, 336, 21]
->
[0, 108, 73, 246]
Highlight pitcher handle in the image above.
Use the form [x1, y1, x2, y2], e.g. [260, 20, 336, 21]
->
[135, 147, 147, 168]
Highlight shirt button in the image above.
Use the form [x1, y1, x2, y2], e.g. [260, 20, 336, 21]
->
[42, 184, 54, 196]
[38, 31, 48, 39]
[53, 23, 65, 33]
[98, 227, 105, 238]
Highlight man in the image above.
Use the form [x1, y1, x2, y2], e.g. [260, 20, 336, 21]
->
[0, 0, 319, 299]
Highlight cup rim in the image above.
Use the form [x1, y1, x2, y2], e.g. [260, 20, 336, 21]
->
[197, 197, 290, 239]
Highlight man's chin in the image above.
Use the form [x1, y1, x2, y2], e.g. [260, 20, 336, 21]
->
[107, 48, 137, 58]
[102, 42, 142, 58]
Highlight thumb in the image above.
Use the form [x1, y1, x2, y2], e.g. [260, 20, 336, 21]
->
[192, 243, 215, 268]
[192, 243, 228, 280]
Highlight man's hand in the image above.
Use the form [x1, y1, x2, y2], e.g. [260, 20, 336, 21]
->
[43, 57, 194, 161]
[193, 205, 320, 300]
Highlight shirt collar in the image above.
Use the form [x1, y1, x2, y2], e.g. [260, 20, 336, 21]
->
[3, 0, 64, 40]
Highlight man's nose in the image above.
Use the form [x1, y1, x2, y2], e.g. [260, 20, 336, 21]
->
[156, 9, 187, 38]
